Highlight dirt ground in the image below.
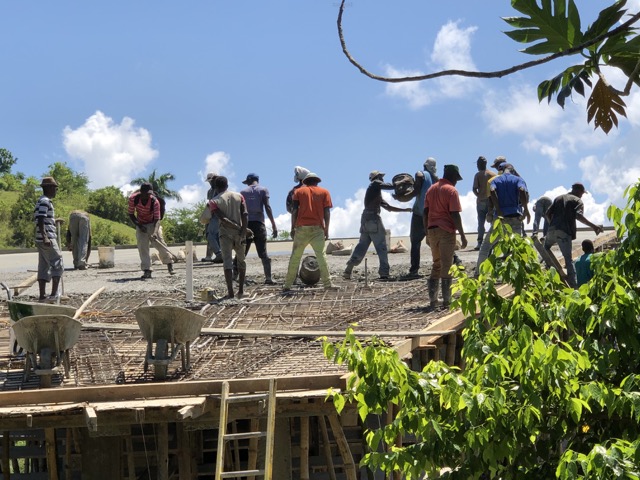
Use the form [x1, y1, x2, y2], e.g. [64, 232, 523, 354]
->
[0, 237, 481, 305]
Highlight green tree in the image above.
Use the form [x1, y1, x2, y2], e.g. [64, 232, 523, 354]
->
[45, 162, 89, 196]
[87, 186, 129, 224]
[337, 0, 640, 133]
[324, 182, 640, 479]
[162, 202, 206, 244]
[9, 180, 40, 248]
[131, 169, 182, 201]
[0, 148, 17, 175]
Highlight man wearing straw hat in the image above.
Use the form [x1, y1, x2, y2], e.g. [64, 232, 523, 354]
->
[34, 176, 64, 302]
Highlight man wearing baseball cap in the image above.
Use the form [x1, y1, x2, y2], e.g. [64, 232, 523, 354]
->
[544, 183, 603, 288]
[343, 171, 411, 280]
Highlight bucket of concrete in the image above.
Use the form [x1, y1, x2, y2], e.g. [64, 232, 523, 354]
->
[11, 314, 82, 387]
[98, 246, 115, 268]
[135, 305, 206, 380]
[299, 255, 320, 286]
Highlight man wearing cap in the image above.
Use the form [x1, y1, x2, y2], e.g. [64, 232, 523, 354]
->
[476, 164, 530, 273]
[34, 176, 64, 301]
[209, 176, 249, 299]
[472, 156, 496, 250]
[544, 183, 603, 288]
[424, 165, 467, 309]
[202, 173, 223, 263]
[128, 182, 175, 279]
[238, 173, 278, 284]
[343, 171, 411, 280]
[283, 172, 338, 291]
[404, 157, 439, 278]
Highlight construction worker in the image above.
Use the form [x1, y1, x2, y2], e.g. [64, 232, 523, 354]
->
[471, 156, 496, 249]
[35, 176, 64, 301]
[66, 210, 92, 270]
[343, 170, 411, 280]
[128, 182, 175, 279]
[424, 165, 467, 309]
[283, 172, 338, 292]
[476, 163, 530, 273]
[544, 183, 603, 288]
[532, 196, 552, 237]
[238, 173, 278, 284]
[202, 173, 223, 263]
[209, 176, 249, 299]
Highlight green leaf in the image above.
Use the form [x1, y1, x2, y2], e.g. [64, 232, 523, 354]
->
[569, 397, 583, 423]
[587, 78, 627, 133]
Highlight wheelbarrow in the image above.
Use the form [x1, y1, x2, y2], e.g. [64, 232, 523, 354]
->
[135, 305, 206, 380]
[7, 301, 77, 355]
[11, 314, 82, 388]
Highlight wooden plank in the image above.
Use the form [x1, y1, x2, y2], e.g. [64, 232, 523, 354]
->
[11, 274, 37, 296]
[215, 381, 230, 480]
[0, 373, 346, 409]
[300, 404, 310, 480]
[44, 428, 59, 480]
[81, 323, 457, 339]
[125, 431, 136, 480]
[327, 412, 357, 480]
[2, 431, 9, 478]
[319, 416, 337, 480]
[177, 397, 208, 420]
[177, 424, 192, 480]
[84, 406, 97, 432]
[157, 423, 169, 480]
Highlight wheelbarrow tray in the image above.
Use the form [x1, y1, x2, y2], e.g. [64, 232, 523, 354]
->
[135, 305, 205, 344]
[7, 301, 77, 324]
[11, 314, 83, 353]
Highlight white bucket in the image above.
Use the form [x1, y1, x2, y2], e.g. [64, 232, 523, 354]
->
[98, 246, 115, 268]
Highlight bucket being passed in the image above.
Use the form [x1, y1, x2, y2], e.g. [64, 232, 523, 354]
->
[299, 255, 320, 286]
[98, 246, 115, 268]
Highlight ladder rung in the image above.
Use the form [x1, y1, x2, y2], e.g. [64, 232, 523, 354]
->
[220, 469, 264, 478]
[225, 393, 270, 404]
[223, 431, 266, 441]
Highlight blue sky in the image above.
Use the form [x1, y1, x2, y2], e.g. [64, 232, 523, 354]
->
[2, 1, 639, 237]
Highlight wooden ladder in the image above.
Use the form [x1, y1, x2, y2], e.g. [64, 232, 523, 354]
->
[215, 378, 276, 479]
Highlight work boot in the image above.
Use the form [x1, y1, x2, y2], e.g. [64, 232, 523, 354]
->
[201, 245, 214, 262]
[167, 263, 175, 275]
[141, 270, 152, 280]
[428, 278, 439, 309]
[212, 253, 223, 264]
[441, 278, 453, 308]
[343, 264, 353, 280]
[262, 258, 275, 284]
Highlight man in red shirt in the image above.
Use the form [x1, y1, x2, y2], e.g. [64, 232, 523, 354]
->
[128, 182, 175, 279]
[283, 172, 338, 291]
[424, 164, 468, 309]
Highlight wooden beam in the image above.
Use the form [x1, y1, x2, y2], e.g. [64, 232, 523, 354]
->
[44, 428, 59, 480]
[300, 403, 310, 480]
[327, 412, 357, 480]
[84, 406, 97, 432]
[0, 373, 346, 408]
[2, 431, 10, 479]
[176, 424, 192, 480]
[11, 273, 37, 296]
[157, 422, 169, 480]
[319, 416, 337, 480]
[177, 397, 208, 420]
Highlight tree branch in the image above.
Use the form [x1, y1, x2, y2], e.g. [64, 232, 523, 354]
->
[337, 0, 640, 83]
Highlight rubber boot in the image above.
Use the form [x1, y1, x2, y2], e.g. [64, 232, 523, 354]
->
[262, 258, 275, 284]
[428, 278, 439, 309]
[441, 278, 453, 308]
[343, 264, 353, 280]
[167, 263, 175, 275]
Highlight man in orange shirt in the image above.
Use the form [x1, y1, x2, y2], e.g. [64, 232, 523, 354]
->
[424, 164, 468, 309]
[283, 172, 338, 291]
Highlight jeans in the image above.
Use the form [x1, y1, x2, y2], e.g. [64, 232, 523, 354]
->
[476, 216, 524, 273]
[427, 227, 457, 279]
[346, 214, 389, 276]
[284, 226, 331, 288]
[206, 217, 221, 256]
[476, 198, 491, 245]
[409, 214, 425, 274]
[244, 221, 269, 260]
[544, 228, 576, 288]
[532, 210, 548, 236]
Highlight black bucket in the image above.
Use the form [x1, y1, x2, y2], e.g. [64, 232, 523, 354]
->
[299, 255, 320, 286]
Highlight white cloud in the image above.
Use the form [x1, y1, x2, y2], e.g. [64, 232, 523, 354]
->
[384, 20, 478, 108]
[63, 111, 158, 189]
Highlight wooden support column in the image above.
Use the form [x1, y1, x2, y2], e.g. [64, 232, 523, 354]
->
[157, 423, 169, 480]
[300, 413, 310, 480]
[446, 332, 457, 365]
[327, 412, 357, 480]
[2, 431, 10, 479]
[319, 416, 337, 480]
[125, 433, 136, 480]
[247, 418, 260, 480]
[45, 428, 59, 480]
[177, 423, 192, 480]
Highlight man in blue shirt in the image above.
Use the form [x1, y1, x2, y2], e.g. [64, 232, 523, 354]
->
[476, 163, 530, 273]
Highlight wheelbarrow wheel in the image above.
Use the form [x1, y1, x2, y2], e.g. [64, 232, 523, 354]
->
[39, 347, 53, 388]
[154, 339, 169, 380]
